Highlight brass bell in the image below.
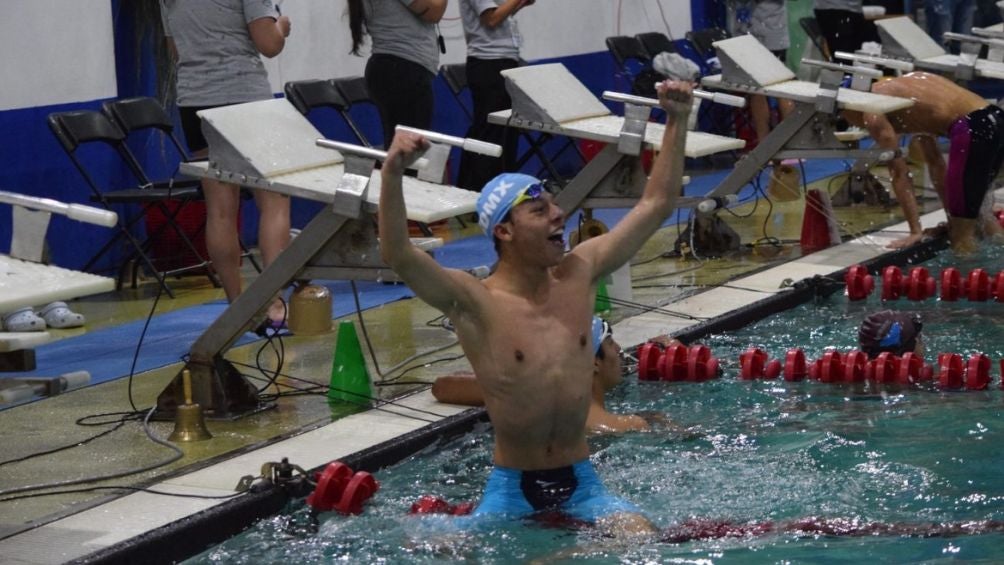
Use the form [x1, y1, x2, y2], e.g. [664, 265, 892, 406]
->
[288, 283, 333, 336]
[168, 369, 212, 442]
[569, 217, 609, 249]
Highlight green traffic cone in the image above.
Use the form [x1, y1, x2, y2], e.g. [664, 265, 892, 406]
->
[594, 278, 611, 315]
[328, 320, 372, 405]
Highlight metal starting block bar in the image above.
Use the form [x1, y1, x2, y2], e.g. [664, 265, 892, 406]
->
[157, 99, 482, 419]
[0, 191, 117, 372]
[875, 16, 1004, 81]
[488, 63, 745, 214]
[700, 35, 912, 200]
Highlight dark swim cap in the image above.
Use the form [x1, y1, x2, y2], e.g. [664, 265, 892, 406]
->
[858, 310, 923, 358]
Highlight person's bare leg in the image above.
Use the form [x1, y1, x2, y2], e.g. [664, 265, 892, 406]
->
[750, 94, 771, 144]
[916, 135, 946, 204]
[253, 188, 291, 322]
[202, 177, 243, 303]
[949, 217, 980, 254]
[595, 512, 658, 540]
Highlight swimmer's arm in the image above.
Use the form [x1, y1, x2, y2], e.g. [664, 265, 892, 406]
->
[408, 0, 448, 23]
[431, 374, 485, 406]
[861, 112, 923, 246]
[572, 81, 691, 279]
[379, 133, 482, 316]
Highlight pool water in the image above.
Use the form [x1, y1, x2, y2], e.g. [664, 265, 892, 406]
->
[192, 248, 1004, 564]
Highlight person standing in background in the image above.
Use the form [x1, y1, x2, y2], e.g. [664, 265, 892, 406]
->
[347, 0, 447, 148]
[161, 0, 292, 332]
[724, 0, 793, 147]
[456, 0, 533, 191]
[925, 0, 977, 51]
[813, 0, 869, 55]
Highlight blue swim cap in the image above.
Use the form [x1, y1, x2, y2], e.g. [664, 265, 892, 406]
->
[591, 316, 611, 356]
[476, 173, 543, 236]
[879, 322, 903, 348]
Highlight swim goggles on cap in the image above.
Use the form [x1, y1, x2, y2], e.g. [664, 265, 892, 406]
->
[879, 322, 903, 348]
[510, 182, 546, 209]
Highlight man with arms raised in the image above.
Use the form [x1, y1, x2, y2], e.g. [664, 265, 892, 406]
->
[379, 80, 693, 534]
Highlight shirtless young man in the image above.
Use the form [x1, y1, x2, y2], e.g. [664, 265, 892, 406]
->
[379, 80, 693, 534]
[432, 317, 651, 435]
[844, 72, 1004, 253]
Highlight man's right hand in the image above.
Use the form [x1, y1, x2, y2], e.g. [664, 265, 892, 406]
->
[383, 131, 430, 177]
[656, 80, 694, 120]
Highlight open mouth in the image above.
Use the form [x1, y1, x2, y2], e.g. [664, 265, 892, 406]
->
[547, 232, 565, 247]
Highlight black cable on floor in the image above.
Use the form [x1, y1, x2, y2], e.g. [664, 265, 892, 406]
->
[0, 484, 243, 504]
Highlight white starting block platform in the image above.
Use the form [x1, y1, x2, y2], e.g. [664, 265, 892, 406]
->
[159, 98, 479, 419]
[876, 16, 1004, 80]
[0, 256, 114, 313]
[700, 35, 912, 205]
[488, 64, 745, 159]
[185, 99, 477, 224]
[487, 63, 744, 213]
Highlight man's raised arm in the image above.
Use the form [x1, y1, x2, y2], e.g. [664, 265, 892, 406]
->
[574, 80, 693, 279]
[378, 132, 481, 315]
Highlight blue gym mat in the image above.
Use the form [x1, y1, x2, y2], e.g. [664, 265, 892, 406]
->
[1, 157, 850, 401]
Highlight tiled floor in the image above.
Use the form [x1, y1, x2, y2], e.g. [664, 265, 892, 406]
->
[0, 160, 947, 561]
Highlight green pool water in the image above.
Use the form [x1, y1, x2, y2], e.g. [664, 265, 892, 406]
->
[191, 247, 1004, 564]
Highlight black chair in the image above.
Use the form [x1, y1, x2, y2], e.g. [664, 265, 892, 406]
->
[605, 35, 662, 97]
[331, 76, 379, 148]
[102, 97, 261, 276]
[684, 27, 729, 74]
[47, 110, 212, 298]
[800, 17, 831, 61]
[439, 63, 473, 120]
[636, 31, 677, 59]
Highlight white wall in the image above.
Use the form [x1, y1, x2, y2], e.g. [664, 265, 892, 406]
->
[0, 0, 690, 110]
[264, 0, 690, 90]
[0, 0, 117, 111]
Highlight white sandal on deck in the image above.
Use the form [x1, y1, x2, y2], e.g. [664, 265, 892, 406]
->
[38, 301, 86, 329]
[2, 307, 47, 332]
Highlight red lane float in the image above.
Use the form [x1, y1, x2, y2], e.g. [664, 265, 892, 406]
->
[306, 461, 379, 515]
[639, 342, 720, 383]
[409, 495, 474, 516]
[845, 265, 874, 301]
[846, 263, 1003, 301]
[965, 354, 991, 391]
[783, 349, 808, 381]
[937, 353, 965, 390]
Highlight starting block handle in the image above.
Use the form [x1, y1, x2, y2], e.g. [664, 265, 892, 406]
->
[604, 90, 746, 109]
[801, 58, 884, 79]
[394, 125, 503, 158]
[0, 190, 117, 228]
[315, 138, 430, 170]
[834, 51, 915, 72]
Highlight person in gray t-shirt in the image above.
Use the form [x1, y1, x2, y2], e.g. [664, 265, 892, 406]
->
[456, 0, 534, 191]
[725, 1, 793, 148]
[347, 0, 448, 148]
[161, 0, 292, 330]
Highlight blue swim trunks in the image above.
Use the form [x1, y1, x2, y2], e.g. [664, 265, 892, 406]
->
[472, 459, 640, 522]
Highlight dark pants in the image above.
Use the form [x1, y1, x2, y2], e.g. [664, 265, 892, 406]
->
[814, 9, 878, 55]
[365, 54, 435, 149]
[456, 57, 520, 192]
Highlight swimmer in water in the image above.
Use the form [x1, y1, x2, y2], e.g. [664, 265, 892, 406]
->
[379, 79, 694, 536]
[843, 72, 1004, 254]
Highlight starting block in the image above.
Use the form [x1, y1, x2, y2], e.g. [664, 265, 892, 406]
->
[489, 63, 745, 218]
[691, 35, 913, 253]
[157, 99, 481, 419]
[875, 16, 1004, 81]
[0, 191, 115, 389]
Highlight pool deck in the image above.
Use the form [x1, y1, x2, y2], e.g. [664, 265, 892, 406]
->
[0, 164, 956, 563]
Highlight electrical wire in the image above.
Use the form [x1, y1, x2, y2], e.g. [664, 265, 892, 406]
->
[0, 485, 243, 504]
[0, 407, 182, 499]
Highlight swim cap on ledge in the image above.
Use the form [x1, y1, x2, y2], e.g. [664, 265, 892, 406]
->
[858, 310, 922, 358]
[476, 173, 543, 236]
